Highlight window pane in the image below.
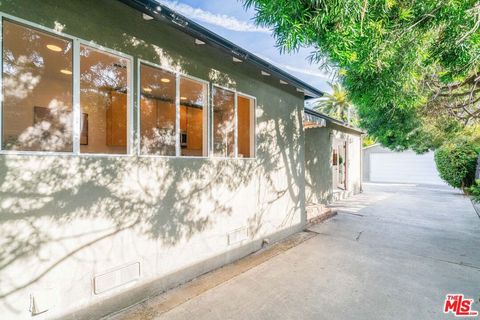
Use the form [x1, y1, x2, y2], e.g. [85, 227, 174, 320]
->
[180, 77, 207, 157]
[213, 87, 234, 157]
[2, 20, 73, 152]
[80, 45, 130, 154]
[237, 95, 254, 158]
[139, 63, 176, 156]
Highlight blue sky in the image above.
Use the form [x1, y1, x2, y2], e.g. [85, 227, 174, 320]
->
[158, 0, 332, 93]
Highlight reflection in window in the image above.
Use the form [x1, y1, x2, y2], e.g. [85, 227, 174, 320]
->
[139, 63, 176, 156]
[212, 86, 235, 157]
[180, 77, 208, 157]
[80, 45, 130, 154]
[237, 95, 255, 158]
[2, 20, 73, 151]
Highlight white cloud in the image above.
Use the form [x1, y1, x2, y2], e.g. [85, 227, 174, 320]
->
[158, 0, 270, 33]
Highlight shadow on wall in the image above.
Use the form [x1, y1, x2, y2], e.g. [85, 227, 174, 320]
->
[0, 30, 305, 316]
[304, 126, 333, 205]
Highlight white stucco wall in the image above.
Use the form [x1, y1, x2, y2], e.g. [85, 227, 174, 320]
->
[304, 122, 362, 206]
[0, 1, 307, 319]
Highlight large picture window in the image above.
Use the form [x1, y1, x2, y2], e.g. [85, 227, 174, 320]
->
[212, 86, 256, 158]
[237, 95, 255, 158]
[0, 16, 256, 159]
[180, 76, 208, 157]
[80, 45, 131, 154]
[2, 20, 73, 152]
[212, 86, 235, 158]
[139, 63, 208, 157]
[139, 63, 176, 156]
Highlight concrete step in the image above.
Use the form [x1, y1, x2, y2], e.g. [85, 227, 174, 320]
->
[306, 203, 337, 225]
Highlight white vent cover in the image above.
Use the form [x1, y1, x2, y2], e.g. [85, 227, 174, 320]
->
[94, 262, 140, 295]
[227, 227, 249, 245]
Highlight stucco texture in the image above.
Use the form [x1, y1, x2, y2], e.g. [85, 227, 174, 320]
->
[304, 122, 362, 205]
[0, 0, 306, 318]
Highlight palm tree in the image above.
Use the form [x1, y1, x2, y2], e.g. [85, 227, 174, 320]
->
[314, 82, 354, 124]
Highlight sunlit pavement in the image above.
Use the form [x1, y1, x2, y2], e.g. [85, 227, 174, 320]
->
[121, 183, 480, 320]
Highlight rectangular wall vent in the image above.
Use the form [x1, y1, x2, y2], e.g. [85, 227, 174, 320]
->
[227, 227, 248, 245]
[93, 262, 140, 295]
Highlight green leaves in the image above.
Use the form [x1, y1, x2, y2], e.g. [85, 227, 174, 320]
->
[243, 0, 480, 151]
[398, 6, 414, 21]
[468, 179, 480, 203]
[434, 137, 479, 189]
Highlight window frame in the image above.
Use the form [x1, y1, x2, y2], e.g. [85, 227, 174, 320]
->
[178, 73, 210, 158]
[236, 92, 257, 159]
[0, 13, 257, 160]
[137, 59, 211, 159]
[0, 13, 134, 157]
[211, 84, 256, 160]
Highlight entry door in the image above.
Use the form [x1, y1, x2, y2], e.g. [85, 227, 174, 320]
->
[337, 142, 347, 189]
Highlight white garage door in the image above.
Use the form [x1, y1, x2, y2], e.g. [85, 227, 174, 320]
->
[370, 151, 446, 185]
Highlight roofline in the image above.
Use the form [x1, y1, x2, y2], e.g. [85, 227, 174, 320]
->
[117, 0, 324, 98]
[362, 143, 381, 150]
[304, 108, 365, 134]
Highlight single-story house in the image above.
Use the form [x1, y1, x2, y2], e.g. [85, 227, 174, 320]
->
[304, 108, 363, 217]
[363, 144, 446, 185]
[0, 1, 362, 319]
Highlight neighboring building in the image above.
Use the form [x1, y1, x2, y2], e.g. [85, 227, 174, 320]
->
[304, 109, 363, 212]
[363, 144, 446, 185]
[0, 1, 361, 319]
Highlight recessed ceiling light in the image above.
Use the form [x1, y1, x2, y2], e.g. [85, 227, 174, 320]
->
[143, 87, 152, 93]
[180, 96, 187, 100]
[232, 57, 242, 63]
[161, 78, 171, 83]
[261, 71, 271, 76]
[60, 69, 72, 75]
[195, 39, 205, 45]
[47, 44, 62, 52]
[279, 80, 288, 85]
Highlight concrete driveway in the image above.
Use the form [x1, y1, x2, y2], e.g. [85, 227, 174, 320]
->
[119, 183, 480, 320]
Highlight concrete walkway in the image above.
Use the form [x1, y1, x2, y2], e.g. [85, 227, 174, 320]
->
[114, 183, 480, 320]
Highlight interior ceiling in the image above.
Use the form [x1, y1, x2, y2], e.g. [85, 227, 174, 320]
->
[80, 45, 128, 73]
[4, 21, 129, 89]
[5, 20, 219, 107]
[80, 45, 128, 90]
[4, 20, 72, 82]
[140, 64, 207, 106]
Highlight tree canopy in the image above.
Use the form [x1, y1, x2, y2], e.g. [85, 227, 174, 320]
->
[244, 0, 480, 152]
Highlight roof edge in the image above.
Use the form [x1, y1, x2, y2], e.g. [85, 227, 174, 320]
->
[117, 0, 324, 98]
[304, 108, 365, 134]
[362, 143, 381, 150]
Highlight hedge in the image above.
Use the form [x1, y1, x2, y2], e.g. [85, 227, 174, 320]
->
[434, 138, 478, 190]
[469, 180, 480, 203]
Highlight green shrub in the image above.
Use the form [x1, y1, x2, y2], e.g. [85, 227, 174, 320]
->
[469, 180, 480, 203]
[434, 138, 478, 190]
